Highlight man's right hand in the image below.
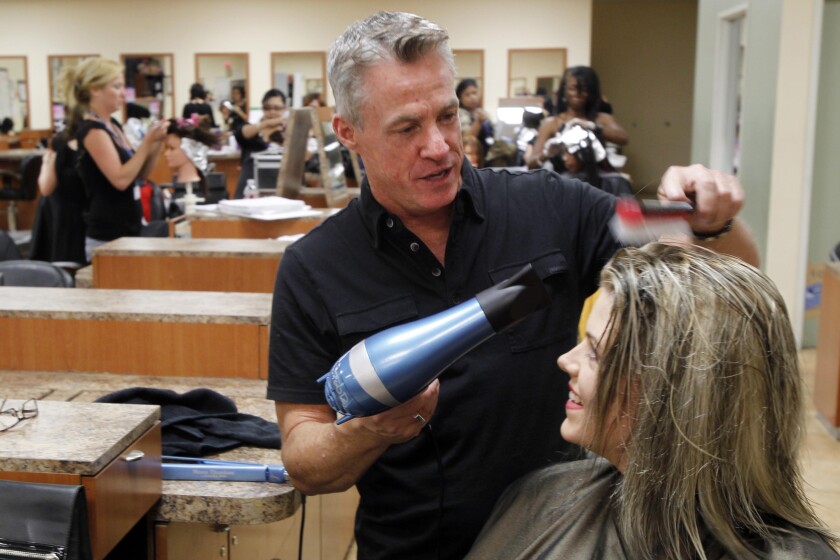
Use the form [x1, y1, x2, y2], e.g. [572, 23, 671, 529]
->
[275, 379, 440, 494]
[352, 379, 440, 444]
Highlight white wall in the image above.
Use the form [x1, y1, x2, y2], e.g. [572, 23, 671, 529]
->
[0, 0, 592, 129]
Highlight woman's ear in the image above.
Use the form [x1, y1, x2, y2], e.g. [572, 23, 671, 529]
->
[332, 114, 357, 151]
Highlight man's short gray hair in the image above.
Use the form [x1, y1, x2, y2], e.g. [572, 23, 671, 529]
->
[328, 11, 456, 127]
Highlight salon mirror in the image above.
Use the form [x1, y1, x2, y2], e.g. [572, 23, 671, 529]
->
[195, 52, 249, 127]
[48, 54, 98, 131]
[121, 53, 174, 120]
[507, 48, 566, 98]
[0, 56, 29, 133]
[453, 50, 484, 105]
[270, 52, 326, 107]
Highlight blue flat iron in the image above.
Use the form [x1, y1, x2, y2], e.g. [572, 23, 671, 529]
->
[162, 456, 288, 484]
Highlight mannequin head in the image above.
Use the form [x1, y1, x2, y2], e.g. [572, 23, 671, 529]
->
[165, 117, 217, 190]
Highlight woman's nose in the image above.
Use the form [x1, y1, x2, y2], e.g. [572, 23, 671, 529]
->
[557, 345, 580, 377]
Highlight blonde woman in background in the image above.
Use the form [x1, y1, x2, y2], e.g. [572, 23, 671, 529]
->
[468, 243, 838, 559]
[66, 58, 167, 260]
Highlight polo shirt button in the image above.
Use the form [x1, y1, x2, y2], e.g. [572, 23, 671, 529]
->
[386, 217, 394, 228]
[410, 242, 420, 252]
[431, 268, 442, 277]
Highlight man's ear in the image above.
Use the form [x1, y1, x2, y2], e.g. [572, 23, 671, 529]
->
[333, 114, 357, 151]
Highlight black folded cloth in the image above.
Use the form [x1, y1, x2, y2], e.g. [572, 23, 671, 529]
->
[96, 387, 281, 457]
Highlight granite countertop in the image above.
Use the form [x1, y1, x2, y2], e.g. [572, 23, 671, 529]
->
[0, 399, 160, 475]
[94, 237, 292, 258]
[0, 369, 297, 525]
[0, 148, 41, 161]
[0, 287, 272, 324]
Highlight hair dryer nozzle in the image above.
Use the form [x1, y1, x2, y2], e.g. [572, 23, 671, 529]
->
[475, 263, 552, 333]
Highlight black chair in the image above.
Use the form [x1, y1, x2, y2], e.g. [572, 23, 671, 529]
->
[0, 259, 75, 287]
[831, 241, 840, 262]
[0, 229, 23, 260]
[0, 154, 42, 231]
[205, 171, 229, 203]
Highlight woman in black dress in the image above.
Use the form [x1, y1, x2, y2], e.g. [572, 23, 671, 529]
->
[64, 57, 167, 261]
[36, 129, 87, 264]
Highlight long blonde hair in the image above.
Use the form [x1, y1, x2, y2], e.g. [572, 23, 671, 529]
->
[592, 242, 835, 559]
[57, 57, 122, 135]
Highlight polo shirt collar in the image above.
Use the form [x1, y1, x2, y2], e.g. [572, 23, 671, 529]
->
[359, 158, 486, 248]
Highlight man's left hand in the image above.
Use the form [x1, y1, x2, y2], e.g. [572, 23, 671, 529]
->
[656, 164, 744, 235]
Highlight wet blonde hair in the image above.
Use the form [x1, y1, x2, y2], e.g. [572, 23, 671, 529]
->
[58, 57, 123, 135]
[591, 242, 835, 559]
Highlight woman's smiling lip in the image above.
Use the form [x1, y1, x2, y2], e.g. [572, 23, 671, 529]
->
[566, 383, 584, 410]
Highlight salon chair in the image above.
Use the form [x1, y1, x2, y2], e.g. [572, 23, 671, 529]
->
[0, 153, 42, 231]
[205, 171, 228, 203]
[0, 259, 75, 287]
[0, 229, 23, 261]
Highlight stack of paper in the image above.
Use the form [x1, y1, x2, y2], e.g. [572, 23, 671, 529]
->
[217, 196, 313, 221]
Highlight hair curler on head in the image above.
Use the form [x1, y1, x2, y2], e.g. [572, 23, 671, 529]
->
[318, 264, 552, 424]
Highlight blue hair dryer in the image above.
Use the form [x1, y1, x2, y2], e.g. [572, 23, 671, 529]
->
[318, 264, 551, 424]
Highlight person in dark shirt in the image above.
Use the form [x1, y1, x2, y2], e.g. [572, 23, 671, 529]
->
[182, 83, 216, 128]
[268, 11, 758, 560]
[527, 65, 628, 171]
[232, 89, 286, 198]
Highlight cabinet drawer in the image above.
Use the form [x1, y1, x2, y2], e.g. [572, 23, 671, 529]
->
[83, 422, 162, 559]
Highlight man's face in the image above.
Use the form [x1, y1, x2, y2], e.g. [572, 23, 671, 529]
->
[335, 53, 464, 220]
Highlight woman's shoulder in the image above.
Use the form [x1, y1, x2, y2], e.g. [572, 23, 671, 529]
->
[75, 118, 107, 141]
[759, 528, 840, 559]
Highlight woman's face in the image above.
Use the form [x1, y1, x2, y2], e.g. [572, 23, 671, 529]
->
[164, 134, 189, 169]
[557, 292, 633, 470]
[459, 85, 481, 111]
[262, 95, 286, 119]
[561, 148, 582, 173]
[231, 87, 244, 103]
[92, 76, 126, 114]
[564, 75, 588, 112]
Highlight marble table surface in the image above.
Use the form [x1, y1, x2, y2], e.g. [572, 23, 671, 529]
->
[0, 287, 272, 325]
[0, 399, 159, 475]
[0, 369, 297, 525]
[93, 237, 293, 258]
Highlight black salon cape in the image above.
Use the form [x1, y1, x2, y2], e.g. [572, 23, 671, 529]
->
[96, 387, 281, 456]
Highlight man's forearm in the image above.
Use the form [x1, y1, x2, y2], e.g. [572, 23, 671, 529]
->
[277, 405, 390, 495]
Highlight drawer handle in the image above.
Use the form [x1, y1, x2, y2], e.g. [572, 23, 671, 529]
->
[124, 450, 145, 462]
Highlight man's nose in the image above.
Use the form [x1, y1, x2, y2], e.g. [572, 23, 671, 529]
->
[421, 125, 449, 160]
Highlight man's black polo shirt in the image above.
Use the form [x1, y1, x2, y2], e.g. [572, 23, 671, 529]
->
[267, 161, 620, 560]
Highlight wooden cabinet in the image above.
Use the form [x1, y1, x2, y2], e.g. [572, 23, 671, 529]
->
[157, 488, 359, 560]
[92, 238, 287, 293]
[0, 287, 272, 379]
[0, 401, 162, 560]
[188, 213, 327, 239]
[815, 263, 840, 436]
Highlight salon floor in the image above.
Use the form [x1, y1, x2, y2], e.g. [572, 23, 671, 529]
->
[344, 349, 840, 559]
